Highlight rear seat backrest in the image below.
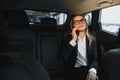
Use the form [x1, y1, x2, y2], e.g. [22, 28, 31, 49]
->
[38, 18, 61, 78]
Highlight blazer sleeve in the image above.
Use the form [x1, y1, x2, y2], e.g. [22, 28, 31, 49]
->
[61, 35, 76, 63]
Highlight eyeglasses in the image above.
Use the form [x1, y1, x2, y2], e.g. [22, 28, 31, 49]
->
[73, 18, 85, 25]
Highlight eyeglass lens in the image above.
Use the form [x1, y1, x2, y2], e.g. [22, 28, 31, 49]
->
[74, 18, 85, 25]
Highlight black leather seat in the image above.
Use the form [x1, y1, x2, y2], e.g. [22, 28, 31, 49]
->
[0, 10, 51, 80]
[102, 48, 120, 80]
[38, 18, 62, 79]
[0, 52, 51, 80]
[7, 9, 36, 56]
[0, 11, 9, 52]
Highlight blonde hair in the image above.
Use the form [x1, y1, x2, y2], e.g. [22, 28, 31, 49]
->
[69, 14, 92, 46]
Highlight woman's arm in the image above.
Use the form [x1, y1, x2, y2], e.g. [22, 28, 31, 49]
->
[61, 35, 77, 63]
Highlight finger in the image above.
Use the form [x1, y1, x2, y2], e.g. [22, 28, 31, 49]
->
[86, 74, 89, 80]
[96, 76, 99, 80]
[93, 77, 96, 80]
[72, 28, 77, 34]
[86, 74, 90, 80]
[73, 27, 77, 31]
[90, 76, 94, 80]
[91, 75, 97, 80]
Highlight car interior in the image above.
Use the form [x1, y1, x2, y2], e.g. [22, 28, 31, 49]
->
[0, 0, 120, 80]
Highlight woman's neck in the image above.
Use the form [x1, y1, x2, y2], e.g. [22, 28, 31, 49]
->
[78, 32, 85, 40]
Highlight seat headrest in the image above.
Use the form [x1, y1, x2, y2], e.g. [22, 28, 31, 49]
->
[8, 10, 29, 29]
[41, 18, 57, 30]
[105, 48, 120, 56]
[0, 11, 6, 26]
[103, 48, 120, 80]
[103, 48, 120, 62]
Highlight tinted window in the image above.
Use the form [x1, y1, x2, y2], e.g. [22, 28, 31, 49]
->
[84, 12, 92, 26]
[25, 10, 67, 26]
[100, 5, 120, 36]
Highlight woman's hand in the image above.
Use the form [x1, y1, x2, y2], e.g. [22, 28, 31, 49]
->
[72, 27, 78, 42]
[86, 71, 99, 80]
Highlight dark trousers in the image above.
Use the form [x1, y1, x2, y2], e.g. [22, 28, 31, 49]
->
[64, 66, 89, 80]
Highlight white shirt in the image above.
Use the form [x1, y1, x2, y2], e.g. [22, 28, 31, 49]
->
[75, 36, 87, 67]
[69, 36, 97, 74]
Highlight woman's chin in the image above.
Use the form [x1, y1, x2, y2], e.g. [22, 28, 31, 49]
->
[78, 27, 86, 32]
[78, 28, 86, 32]
[78, 30, 85, 32]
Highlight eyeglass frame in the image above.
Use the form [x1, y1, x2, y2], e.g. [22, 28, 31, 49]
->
[73, 18, 86, 25]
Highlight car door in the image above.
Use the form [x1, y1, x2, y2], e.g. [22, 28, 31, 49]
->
[97, 5, 120, 55]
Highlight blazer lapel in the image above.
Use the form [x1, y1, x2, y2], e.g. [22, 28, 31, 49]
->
[86, 37, 90, 61]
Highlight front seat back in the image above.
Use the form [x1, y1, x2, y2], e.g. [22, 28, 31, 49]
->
[102, 48, 120, 80]
[0, 53, 51, 80]
[6, 9, 36, 56]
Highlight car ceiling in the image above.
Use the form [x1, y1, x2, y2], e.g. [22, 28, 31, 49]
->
[1, 0, 120, 14]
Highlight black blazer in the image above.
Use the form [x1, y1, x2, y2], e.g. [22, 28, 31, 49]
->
[61, 34, 98, 72]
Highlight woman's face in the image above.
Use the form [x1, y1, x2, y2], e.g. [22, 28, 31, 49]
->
[73, 15, 86, 31]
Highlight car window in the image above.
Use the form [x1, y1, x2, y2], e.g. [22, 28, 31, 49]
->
[100, 5, 120, 36]
[25, 10, 67, 26]
[84, 12, 92, 26]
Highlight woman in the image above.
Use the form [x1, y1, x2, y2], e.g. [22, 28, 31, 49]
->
[62, 14, 98, 80]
